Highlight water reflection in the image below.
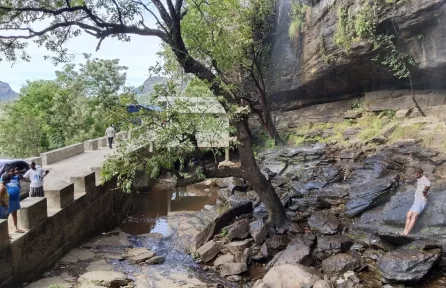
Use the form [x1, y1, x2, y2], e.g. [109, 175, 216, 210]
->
[120, 183, 218, 235]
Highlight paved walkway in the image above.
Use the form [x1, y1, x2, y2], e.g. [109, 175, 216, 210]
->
[43, 147, 115, 189]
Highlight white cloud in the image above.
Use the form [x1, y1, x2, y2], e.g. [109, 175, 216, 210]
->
[0, 32, 162, 92]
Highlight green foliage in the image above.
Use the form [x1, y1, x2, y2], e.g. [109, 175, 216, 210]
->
[48, 285, 64, 288]
[378, 109, 396, 119]
[372, 34, 415, 79]
[357, 115, 385, 140]
[351, 98, 363, 110]
[288, 3, 309, 40]
[101, 78, 231, 192]
[334, 3, 376, 52]
[221, 227, 229, 237]
[0, 57, 129, 158]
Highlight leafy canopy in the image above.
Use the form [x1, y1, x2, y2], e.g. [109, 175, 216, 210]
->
[0, 57, 129, 158]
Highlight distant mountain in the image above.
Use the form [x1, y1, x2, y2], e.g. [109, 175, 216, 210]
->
[133, 76, 167, 95]
[0, 81, 18, 101]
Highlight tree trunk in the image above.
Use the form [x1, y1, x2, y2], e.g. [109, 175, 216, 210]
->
[235, 119, 289, 228]
[409, 75, 426, 117]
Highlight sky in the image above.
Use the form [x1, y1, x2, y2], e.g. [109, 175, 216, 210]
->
[0, 31, 162, 93]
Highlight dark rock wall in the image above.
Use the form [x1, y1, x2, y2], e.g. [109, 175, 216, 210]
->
[268, 0, 446, 110]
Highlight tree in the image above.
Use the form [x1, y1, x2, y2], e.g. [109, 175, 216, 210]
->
[0, 57, 129, 158]
[0, 0, 288, 227]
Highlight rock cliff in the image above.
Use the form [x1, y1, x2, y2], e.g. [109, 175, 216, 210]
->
[0, 81, 18, 101]
[268, 0, 446, 110]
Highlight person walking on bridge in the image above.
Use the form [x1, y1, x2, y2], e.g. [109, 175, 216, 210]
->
[24, 162, 49, 197]
[105, 124, 116, 149]
[403, 167, 431, 236]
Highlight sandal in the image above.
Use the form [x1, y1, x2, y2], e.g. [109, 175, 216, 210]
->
[15, 229, 25, 233]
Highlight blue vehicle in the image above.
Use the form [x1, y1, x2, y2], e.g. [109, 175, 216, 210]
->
[126, 104, 163, 125]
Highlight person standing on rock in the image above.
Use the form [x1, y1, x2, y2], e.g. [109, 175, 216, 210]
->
[2, 168, 24, 233]
[403, 167, 431, 236]
[105, 124, 116, 149]
[23, 162, 49, 197]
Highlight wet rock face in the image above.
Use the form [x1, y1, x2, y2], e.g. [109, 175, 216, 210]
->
[377, 244, 441, 283]
[267, 0, 446, 110]
[345, 175, 399, 217]
[308, 211, 341, 235]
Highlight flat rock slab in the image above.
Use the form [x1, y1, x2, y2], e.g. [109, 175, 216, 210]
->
[316, 235, 353, 253]
[79, 271, 129, 287]
[254, 264, 322, 288]
[377, 247, 441, 283]
[146, 256, 165, 265]
[308, 211, 341, 235]
[86, 260, 114, 272]
[221, 262, 248, 276]
[83, 230, 132, 248]
[60, 248, 95, 264]
[27, 276, 71, 288]
[126, 248, 156, 264]
[197, 240, 222, 262]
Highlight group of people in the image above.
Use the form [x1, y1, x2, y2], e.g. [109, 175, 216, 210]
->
[0, 161, 49, 234]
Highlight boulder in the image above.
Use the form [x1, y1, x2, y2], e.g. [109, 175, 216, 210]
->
[79, 271, 129, 287]
[215, 177, 244, 191]
[225, 239, 253, 255]
[260, 243, 269, 258]
[214, 253, 235, 267]
[377, 246, 441, 283]
[218, 188, 231, 202]
[308, 211, 341, 235]
[321, 253, 361, 276]
[269, 234, 290, 250]
[226, 219, 250, 240]
[221, 262, 248, 276]
[313, 280, 335, 288]
[345, 176, 398, 217]
[249, 220, 269, 245]
[316, 235, 353, 254]
[253, 264, 322, 288]
[266, 239, 312, 268]
[196, 240, 222, 262]
[234, 248, 249, 263]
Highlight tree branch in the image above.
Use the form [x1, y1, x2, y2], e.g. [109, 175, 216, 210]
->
[111, 0, 124, 25]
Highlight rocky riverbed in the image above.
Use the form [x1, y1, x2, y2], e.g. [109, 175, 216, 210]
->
[27, 137, 446, 288]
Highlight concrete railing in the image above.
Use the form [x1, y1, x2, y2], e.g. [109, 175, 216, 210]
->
[0, 131, 157, 287]
[40, 143, 84, 165]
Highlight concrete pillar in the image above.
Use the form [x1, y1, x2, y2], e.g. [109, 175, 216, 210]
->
[70, 171, 96, 193]
[17, 197, 47, 230]
[90, 167, 102, 185]
[0, 219, 9, 246]
[225, 147, 230, 162]
[97, 137, 108, 148]
[46, 182, 74, 209]
[84, 139, 99, 151]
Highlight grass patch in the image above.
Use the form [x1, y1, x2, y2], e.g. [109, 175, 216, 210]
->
[357, 114, 386, 141]
[389, 123, 425, 143]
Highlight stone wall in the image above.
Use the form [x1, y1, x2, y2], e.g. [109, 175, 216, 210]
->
[0, 171, 133, 287]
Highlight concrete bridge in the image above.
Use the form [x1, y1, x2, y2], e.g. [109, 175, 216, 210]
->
[0, 131, 142, 287]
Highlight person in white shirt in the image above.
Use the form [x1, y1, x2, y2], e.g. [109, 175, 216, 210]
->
[23, 162, 49, 197]
[105, 125, 116, 149]
[403, 167, 431, 236]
